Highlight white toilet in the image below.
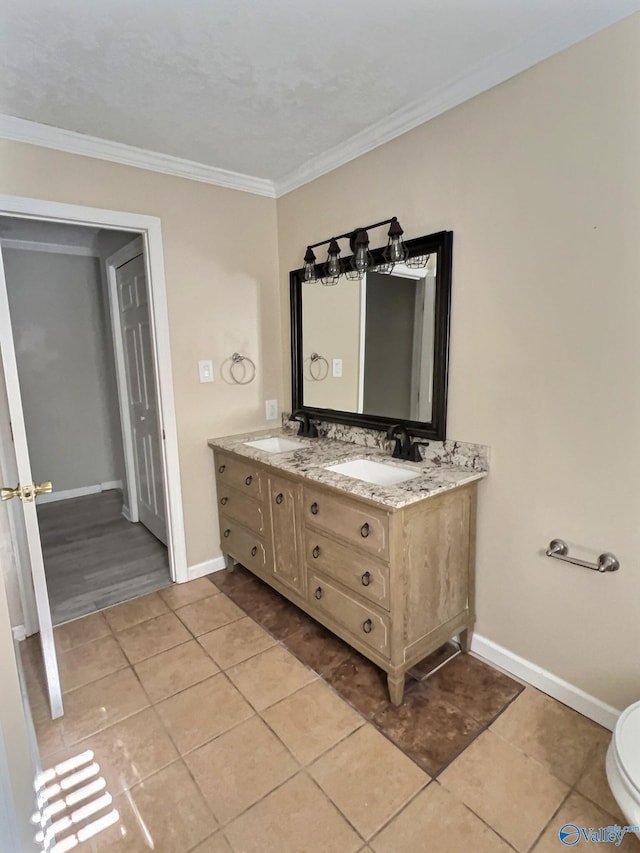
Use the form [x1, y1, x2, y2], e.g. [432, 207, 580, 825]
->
[606, 700, 640, 837]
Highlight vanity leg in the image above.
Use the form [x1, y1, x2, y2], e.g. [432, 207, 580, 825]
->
[222, 552, 235, 571]
[459, 628, 473, 653]
[387, 672, 406, 706]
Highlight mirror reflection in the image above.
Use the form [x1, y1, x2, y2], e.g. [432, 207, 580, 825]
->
[302, 258, 437, 422]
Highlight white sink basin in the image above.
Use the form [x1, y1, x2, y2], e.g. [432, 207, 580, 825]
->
[244, 436, 307, 453]
[325, 458, 421, 486]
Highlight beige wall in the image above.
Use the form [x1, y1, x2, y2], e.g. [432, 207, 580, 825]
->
[0, 143, 282, 569]
[302, 277, 362, 411]
[277, 16, 640, 710]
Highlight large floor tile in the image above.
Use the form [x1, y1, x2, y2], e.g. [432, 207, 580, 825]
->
[427, 651, 524, 724]
[262, 679, 365, 765]
[175, 593, 244, 636]
[159, 576, 221, 610]
[224, 773, 363, 853]
[134, 639, 219, 702]
[490, 687, 608, 785]
[198, 616, 277, 670]
[439, 729, 569, 851]
[190, 833, 234, 853]
[323, 651, 393, 718]
[371, 781, 513, 853]
[532, 791, 640, 851]
[575, 736, 625, 822]
[54, 611, 112, 653]
[185, 715, 298, 824]
[79, 707, 179, 795]
[58, 635, 129, 692]
[208, 564, 254, 594]
[115, 612, 191, 664]
[309, 724, 428, 840]
[60, 667, 150, 744]
[226, 644, 316, 710]
[372, 681, 484, 776]
[282, 620, 352, 676]
[226, 577, 309, 639]
[103, 592, 169, 633]
[155, 673, 253, 753]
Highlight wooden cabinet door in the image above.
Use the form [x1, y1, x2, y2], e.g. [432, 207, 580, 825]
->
[269, 474, 304, 594]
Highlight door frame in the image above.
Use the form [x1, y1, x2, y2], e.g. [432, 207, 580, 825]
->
[0, 195, 188, 605]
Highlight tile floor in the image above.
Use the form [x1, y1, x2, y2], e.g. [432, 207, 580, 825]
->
[21, 569, 639, 852]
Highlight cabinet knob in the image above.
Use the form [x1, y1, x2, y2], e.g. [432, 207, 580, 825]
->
[218, 464, 226, 474]
[315, 586, 323, 600]
[245, 475, 253, 486]
[361, 571, 372, 586]
[223, 529, 230, 538]
[220, 496, 228, 505]
[362, 619, 373, 634]
[310, 501, 319, 515]
[312, 545, 320, 559]
[360, 522, 370, 538]
[275, 493, 284, 505]
[251, 546, 258, 557]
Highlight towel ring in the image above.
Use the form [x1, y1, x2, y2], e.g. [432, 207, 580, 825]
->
[308, 352, 329, 382]
[230, 353, 256, 385]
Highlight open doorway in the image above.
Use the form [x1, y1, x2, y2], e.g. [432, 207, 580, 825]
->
[0, 217, 174, 625]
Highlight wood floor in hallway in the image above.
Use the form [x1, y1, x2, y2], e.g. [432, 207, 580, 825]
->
[38, 490, 171, 625]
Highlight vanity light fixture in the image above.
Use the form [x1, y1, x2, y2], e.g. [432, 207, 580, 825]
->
[301, 216, 413, 285]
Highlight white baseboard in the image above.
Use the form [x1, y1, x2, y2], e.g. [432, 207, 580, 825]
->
[37, 480, 123, 504]
[471, 633, 621, 731]
[11, 625, 26, 642]
[186, 556, 227, 581]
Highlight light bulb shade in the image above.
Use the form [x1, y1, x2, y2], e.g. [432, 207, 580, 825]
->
[405, 252, 430, 269]
[347, 228, 372, 279]
[303, 246, 317, 281]
[326, 238, 342, 278]
[384, 217, 407, 267]
[320, 274, 339, 286]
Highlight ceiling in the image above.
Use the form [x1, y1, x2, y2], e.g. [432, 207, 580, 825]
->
[1, 1, 638, 196]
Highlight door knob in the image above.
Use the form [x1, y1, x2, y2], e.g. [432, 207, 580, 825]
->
[1, 481, 53, 502]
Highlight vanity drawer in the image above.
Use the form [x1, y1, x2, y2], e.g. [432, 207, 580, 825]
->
[217, 486, 266, 535]
[219, 514, 271, 574]
[303, 529, 390, 610]
[303, 486, 389, 560]
[215, 452, 263, 500]
[308, 570, 390, 657]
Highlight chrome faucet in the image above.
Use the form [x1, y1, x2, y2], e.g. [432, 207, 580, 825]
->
[290, 410, 319, 438]
[386, 424, 429, 462]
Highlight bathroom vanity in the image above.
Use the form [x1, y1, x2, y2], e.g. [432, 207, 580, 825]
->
[208, 430, 486, 704]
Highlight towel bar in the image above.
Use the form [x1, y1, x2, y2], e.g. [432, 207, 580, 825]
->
[545, 538, 620, 573]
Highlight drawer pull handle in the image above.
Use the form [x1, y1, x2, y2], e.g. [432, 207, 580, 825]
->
[310, 501, 319, 515]
[275, 493, 284, 505]
[251, 546, 258, 557]
[223, 529, 231, 538]
[361, 571, 372, 586]
[218, 464, 226, 473]
[362, 619, 373, 634]
[360, 523, 370, 538]
[312, 545, 320, 559]
[245, 475, 253, 486]
[220, 496, 228, 505]
[315, 586, 323, 600]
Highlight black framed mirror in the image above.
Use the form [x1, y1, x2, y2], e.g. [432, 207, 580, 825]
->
[290, 230, 453, 440]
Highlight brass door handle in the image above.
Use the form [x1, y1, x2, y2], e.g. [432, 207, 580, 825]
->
[1, 481, 52, 502]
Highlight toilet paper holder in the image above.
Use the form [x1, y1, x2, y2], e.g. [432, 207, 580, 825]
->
[546, 539, 620, 573]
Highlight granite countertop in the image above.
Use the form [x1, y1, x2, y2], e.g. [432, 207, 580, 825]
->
[208, 428, 487, 510]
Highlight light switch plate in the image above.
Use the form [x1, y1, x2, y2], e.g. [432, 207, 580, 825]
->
[198, 359, 214, 383]
[265, 399, 278, 420]
[332, 358, 343, 378]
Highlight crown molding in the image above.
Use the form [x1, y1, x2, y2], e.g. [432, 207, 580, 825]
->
[273, 5, 640, 196]
[0, 114, 277, 198]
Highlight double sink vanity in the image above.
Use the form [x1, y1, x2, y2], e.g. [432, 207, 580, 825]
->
[209, 226, 488, 704]
[208, 426, 487, 704]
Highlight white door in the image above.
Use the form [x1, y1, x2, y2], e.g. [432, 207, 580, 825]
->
[115, 254, 167, 545]
[0, 246, 63, 719]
